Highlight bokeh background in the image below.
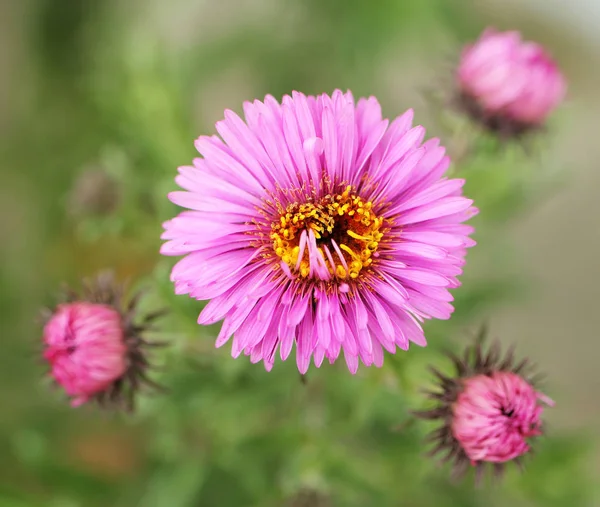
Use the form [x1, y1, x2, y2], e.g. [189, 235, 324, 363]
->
[1, 1, 599, 506]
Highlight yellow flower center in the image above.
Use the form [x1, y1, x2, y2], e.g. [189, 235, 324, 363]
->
[270, 186, 386, 281]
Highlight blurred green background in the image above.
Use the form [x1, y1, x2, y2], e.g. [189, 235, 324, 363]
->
[1, 0, 599, 506]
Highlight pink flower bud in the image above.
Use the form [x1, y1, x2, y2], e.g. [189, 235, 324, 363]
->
[452, 372, 553, 464]
[458, 29, 566, 131]
[415, 332, 553, 480]
[44, 302, 127, 407]
[41, 272, 165, 410]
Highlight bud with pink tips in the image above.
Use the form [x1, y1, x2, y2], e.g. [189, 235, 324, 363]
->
[415, 328, 554, 480]
[42, 272, 165, 410]
[452, 371, 552, 464]
[44, 302, 127, 407]
[457, 29, 566, 136]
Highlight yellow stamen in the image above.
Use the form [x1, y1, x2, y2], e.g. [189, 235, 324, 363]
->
[270, 186, 388, 282]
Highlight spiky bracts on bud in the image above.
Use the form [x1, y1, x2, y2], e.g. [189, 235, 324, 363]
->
[42, 271, 166, 411]
[454, 92, 534, 141]
[414, 327, 553, 481]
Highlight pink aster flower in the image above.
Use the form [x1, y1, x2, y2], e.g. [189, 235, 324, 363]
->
[42, 272, 164, 409]
[415, 332, 553, 480]
[161, 90, 477, 374]
[457, 29, 566, 135]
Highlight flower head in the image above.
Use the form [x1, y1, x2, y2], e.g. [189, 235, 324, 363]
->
[457, 29, 566, 136]
[415, 332, 554, 480]
[162, 90, 477, 373]
[42, 272, 164, 409]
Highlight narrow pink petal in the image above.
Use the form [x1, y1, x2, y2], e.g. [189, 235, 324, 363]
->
[397, 197, 474, 225]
